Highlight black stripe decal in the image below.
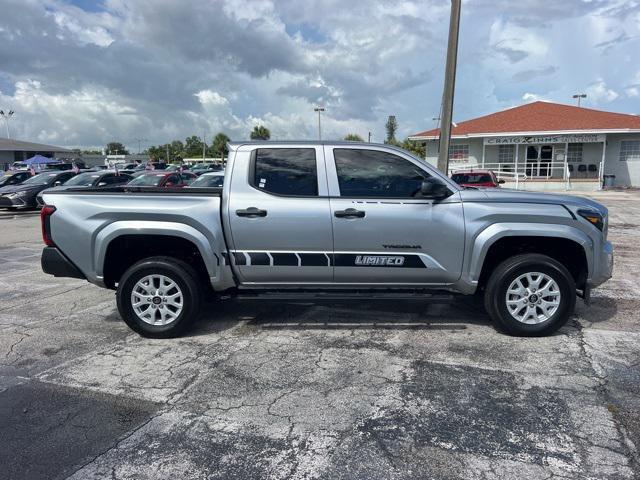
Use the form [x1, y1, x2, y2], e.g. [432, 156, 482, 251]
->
[333, 254, 426, 268]
[248, 252, 270, 266]
[299, 253, 329, 267]
[272, 253, 299, 266]
[233, 252, 247, 265]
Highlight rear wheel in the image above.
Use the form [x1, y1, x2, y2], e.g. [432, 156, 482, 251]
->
[116, 256, 202, 338]
[484, 254, 576, 336]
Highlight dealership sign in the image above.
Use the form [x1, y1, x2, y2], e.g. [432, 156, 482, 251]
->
[484, 134, 605, 145]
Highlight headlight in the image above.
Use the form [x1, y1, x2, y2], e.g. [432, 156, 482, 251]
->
[6, 191, 26, 199]
[577, 209, 604, 232]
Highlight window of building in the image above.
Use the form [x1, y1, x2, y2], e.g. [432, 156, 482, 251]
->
[252, 148, 318, 196]
[448, 144, 469, 162]
[498, 145, 515, 163]
[567, 143, 583, 162]
[619, 140, 640, 162]
[333, 149, 430, 198]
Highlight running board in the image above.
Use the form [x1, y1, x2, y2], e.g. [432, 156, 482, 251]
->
[224, 289, 457, 303]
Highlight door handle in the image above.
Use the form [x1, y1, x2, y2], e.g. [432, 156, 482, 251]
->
[334, 208, 365, 218]
[236, 207, 267, 218]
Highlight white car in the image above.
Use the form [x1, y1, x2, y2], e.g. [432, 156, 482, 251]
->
[186, 171, 224, 188]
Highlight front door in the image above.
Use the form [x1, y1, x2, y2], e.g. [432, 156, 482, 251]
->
[227, 146, 333, 284]
[325, 147, 465, 285]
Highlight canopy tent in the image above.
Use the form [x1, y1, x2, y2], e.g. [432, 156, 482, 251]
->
[24, 155, 58, 165]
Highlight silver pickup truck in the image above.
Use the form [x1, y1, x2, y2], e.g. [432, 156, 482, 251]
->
[40, 142, 613, 338]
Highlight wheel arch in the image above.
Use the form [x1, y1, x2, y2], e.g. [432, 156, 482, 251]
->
[468, 223, 592, 291]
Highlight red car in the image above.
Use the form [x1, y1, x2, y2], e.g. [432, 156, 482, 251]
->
[451, 169, 504, 188]
[126, 172, 197, 188]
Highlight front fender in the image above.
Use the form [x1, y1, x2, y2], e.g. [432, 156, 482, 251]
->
[94, 220, 220, 281]
[462, 222, 593, 290]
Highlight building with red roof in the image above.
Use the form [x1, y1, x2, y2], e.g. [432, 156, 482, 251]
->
[409, 101, 640, 188]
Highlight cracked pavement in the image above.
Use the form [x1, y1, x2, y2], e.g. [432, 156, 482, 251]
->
[0, 192, 639, 480]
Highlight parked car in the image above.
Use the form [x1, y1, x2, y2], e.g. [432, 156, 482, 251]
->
[191, 164, 223, 176]
[451, 169, 504, 188]
[36, 171, 132, 206]
[187, 171, 224, 188]
[126, 172, 195, 187]
[0, 171, 33, 188]
[0, 170, 77, 209]
[40, 141, 613, 339]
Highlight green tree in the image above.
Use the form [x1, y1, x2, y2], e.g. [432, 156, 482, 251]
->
[385, 116, 398, 143]
[344, 133, 363, 141]
[401, 138, 426, 158]
[250, 125, 270, 140]
[184, 135, 204, 157]
[105, 142, 129, 155]
[211, 132, 231, 161]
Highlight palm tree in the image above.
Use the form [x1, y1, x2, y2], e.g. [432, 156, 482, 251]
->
[250, 125, 271, 140]
[212, 132, 231, 162]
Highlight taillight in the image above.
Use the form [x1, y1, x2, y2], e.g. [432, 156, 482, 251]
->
[41, 205, 56, 246]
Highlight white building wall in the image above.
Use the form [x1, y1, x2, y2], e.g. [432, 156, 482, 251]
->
[603, 134, 640, 187]
[424, 138, 484, 168]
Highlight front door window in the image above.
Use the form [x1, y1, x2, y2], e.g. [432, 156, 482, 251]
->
[525, 145, 553, 178]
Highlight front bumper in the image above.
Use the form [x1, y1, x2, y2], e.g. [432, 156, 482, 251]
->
[589, 240, 614, 288]
[0, 195, 27, 208]
[41, 247, 86, 279]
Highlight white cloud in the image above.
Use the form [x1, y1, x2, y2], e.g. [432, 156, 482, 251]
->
[586, 79, 620, 103]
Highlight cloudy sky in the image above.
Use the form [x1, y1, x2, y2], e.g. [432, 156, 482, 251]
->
[0, 0, 639, 151]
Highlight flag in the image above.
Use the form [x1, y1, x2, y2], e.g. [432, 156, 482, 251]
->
[72, 162, 80, 174]
[29, 166, 36, 176]
[114, 163, 120, 176]
[179, 164, 184, 173]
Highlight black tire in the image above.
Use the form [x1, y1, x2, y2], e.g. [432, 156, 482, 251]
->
[484, 254, 576, 336]
[116, 256, 202, 338]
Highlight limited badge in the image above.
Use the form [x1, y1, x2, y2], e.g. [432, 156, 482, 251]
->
[354, 255, 405, 266]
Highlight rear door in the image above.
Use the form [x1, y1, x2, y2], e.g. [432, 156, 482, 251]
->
[226, 146, 333, 284]
[326, 146, 465, 285]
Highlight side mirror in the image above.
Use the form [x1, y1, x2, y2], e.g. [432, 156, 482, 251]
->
[53, 181, 62, 186]
[97, 182, 107, 187]
[420, 178, 451, 200]
[165, 182, 174, 187]
[498, 179, 506, 184]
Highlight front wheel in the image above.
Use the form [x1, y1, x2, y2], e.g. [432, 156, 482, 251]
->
[116, 256, 202, 338]
[484, 254, 576, 336]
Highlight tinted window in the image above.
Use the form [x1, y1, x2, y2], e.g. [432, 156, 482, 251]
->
[64, 173, 101, 186]
[333, 149, 430, 198]
[165, 174, 180, 185]
[190, 174, 224, 187]
[102, 174, 131, 185]
[128, 174, 165, 186]
[252, 148, 317, 196]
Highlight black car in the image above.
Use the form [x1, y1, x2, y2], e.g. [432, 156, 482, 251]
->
[0, 171, 77, 209]
[36, 171, 133, 206]
[0, 171, 32, 188]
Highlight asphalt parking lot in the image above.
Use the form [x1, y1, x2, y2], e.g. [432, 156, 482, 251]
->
[1, 191, 639, 480]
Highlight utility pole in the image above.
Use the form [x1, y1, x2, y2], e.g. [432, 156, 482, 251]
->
[314, 107, 325, 140]
[368, 132, 372, 142]
[437, 0, 462, 175]
[572, 93, 587, 107]
[0, 110, 14, 138]
[133, 137, 147, 154]
[202, 131, 206, 161]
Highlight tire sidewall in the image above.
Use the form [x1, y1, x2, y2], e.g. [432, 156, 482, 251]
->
[491, 258, 575, 336]
[117, 259, 200, 338]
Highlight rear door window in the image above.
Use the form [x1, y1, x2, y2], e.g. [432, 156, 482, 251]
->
[251, 148, 318, 196]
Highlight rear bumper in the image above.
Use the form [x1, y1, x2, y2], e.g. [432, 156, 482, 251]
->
[41, 247, 86, 279]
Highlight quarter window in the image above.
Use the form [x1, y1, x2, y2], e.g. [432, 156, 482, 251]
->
[252, 148, 318, 196]
[448, 144, 469, 162]
[333, 149, 430, 198]
[567, 143, 583, 162]
[619, 140, 640, 161]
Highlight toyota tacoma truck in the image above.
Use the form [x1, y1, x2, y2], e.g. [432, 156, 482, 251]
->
[40, 142, 613, 338]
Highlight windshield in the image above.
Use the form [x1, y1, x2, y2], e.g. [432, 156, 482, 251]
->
[127, 174, 165, 186]
[190, 174, 224, 187]
[63, 172, 101, 186]
[452, 173, 493, 184]
[22, 173, 60, 185]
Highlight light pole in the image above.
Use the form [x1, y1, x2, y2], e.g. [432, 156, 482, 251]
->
[572, 93, 587, 107]
[133, 137, 147, 154]
[314, 107, 325, 140]
[437, 0, 462, 175]
[368, 132, 372, 142]
[0, 110, 14, 138]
